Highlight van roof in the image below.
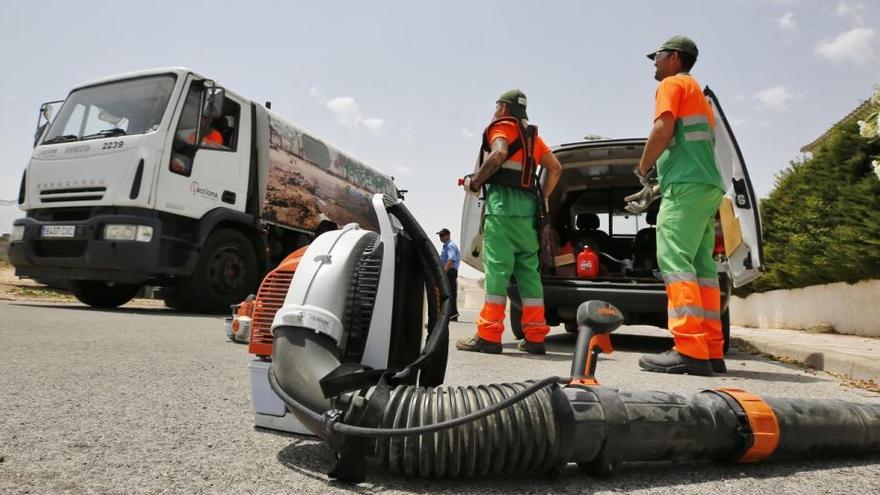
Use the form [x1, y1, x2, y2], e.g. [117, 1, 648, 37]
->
[553, 137, 646, 152]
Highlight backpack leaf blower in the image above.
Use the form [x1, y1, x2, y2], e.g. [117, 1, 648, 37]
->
[267, 194, 880, 482]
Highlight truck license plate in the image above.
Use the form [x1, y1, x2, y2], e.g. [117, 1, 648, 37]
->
[41, 225, 76, 238]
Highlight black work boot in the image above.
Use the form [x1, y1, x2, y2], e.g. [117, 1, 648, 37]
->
[638, 350, 713, 376]
[517, 339, 546, 355]
[455, 335, 502, 354]
[711, 358, 728, 373]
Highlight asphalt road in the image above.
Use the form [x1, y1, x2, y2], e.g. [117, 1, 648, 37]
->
[1, 300, 879, 494]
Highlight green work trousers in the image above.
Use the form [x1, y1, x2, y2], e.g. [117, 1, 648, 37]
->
[482, 215, 544, 299]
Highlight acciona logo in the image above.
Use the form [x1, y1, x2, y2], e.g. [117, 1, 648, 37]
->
[189, 181, 219, 200]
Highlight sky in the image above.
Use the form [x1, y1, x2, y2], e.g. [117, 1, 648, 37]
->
[1, 1, 878, 276]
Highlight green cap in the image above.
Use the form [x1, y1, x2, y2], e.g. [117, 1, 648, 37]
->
[497, 89, 528, 120]
[647, 35, 698, 60]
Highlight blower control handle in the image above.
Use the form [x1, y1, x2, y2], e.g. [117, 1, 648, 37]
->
[569, 301, 624, 380]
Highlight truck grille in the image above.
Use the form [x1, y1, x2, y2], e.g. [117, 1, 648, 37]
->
[34, 240, 87, 258]
[40, 186, 106, 203]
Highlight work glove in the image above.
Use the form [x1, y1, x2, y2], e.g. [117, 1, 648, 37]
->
[624, 183, 659, 215]
[462, 176, 480, 198]
[634, 166, 656, 186]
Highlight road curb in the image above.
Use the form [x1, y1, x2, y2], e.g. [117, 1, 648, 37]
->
[732, 334, 880, 383]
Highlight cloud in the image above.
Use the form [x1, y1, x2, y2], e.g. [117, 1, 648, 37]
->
[326, 97, 362, 127]
[815, 27, 876, 65]
[362, 118, 386, 137]
[460, 127, 476, 139]
[836, 1, 866, 24]
[755, 86, 800, 110]
[778, 12, 796, 31]
[315, 91, 387, 137]
[309, 86, 326, 103]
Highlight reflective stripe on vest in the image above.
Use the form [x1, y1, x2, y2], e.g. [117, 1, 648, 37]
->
[656, 109, 720, 190]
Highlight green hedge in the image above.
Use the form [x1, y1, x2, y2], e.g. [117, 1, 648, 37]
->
[741, 122, 880, 295]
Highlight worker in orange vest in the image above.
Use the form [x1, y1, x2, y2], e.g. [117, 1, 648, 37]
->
[636, 36, 725, 376]
[458, 89, 562, 355]
[187, 116, 225, 148]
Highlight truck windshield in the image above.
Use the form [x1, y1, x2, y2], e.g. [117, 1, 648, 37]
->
[43, 75, 176, 143]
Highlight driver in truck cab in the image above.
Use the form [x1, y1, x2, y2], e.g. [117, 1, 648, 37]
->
[185, 116, 225, 148]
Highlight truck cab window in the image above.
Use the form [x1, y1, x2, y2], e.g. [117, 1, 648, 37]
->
[44, 75, 175, 143]
[170, 83, 241, 176]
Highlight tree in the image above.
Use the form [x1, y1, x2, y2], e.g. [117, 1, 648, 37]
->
[745, 101, 880, 294]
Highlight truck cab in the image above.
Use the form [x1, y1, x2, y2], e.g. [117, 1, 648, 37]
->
[460, 88, 763, 350]
[10, 68, 398, 312]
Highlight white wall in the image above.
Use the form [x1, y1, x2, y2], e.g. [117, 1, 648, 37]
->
[731, 279, 880, 337]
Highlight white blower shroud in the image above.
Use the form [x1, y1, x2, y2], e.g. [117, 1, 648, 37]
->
[258, 194, 450, 436]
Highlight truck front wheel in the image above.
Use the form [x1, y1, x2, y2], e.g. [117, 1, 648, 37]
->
[69, 280, 140, 308]
[183, 228, 258, 313]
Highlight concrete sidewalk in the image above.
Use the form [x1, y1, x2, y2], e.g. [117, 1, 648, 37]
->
[731, 326, 880, 383]
[455, 309, 880, 382]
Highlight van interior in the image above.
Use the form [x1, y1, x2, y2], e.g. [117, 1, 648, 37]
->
[546, 142, 661, 281]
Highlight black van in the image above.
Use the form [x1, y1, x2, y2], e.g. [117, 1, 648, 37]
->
[459, 88, 764, 351]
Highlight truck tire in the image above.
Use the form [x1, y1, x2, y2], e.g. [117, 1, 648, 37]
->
[69, 280, 140, 308]
[183, 228, 258, 313]
[161, 287, 196, 311]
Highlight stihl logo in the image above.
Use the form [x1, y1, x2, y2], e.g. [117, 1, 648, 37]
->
[597, 307, 619, 317]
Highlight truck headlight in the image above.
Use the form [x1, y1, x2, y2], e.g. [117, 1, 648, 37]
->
[103, 224, 153, 242]
[11, 225, 25, 241]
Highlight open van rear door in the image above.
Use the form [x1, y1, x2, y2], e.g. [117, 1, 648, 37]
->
[460, 191, 484, 272]
[705, 87, 764, 287]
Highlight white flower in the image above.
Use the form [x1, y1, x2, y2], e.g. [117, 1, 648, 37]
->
[859, 119, 878, 138]
[873, 159, 880, 181]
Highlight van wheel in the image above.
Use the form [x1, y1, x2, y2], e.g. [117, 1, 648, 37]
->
[183, 228, 258, 314]
[69, 280, 140, 308]
[507, 284, 525, 340]
[722, 307, 731, 355]
[509, 304, 525, 340]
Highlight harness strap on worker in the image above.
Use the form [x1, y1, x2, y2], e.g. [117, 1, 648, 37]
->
[478, 116, 540, 191]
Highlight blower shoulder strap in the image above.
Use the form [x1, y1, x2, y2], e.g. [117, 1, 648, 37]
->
[481, 116, 525, 157]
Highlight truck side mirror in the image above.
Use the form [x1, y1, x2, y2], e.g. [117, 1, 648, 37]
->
[40, 103, 53, 122]
[34, 100, 62, 147]
[203, 84, 226, 119]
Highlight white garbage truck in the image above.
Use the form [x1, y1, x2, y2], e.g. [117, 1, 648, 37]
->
[9, 67, 400, 312]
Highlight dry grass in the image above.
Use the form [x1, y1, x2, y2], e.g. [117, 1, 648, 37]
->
[732, 340, 879, 392]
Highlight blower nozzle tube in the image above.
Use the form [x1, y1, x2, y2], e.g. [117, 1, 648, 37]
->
[324, 382, 880, 478]
[270, 334, 880, 479]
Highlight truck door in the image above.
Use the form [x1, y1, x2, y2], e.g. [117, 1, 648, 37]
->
[705, 87, 765, 287]
[156, 76, 251, 217]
